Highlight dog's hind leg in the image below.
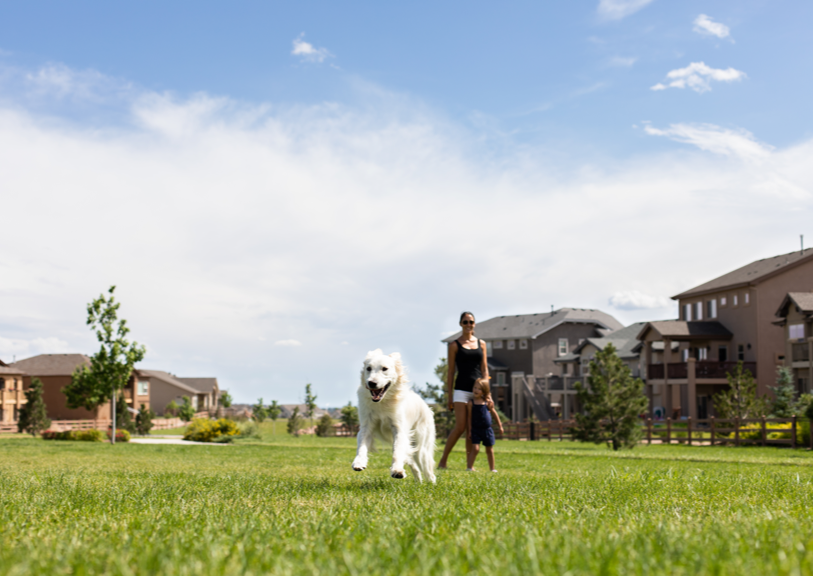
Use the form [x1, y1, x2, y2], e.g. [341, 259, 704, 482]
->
[406, 459, 422, 482]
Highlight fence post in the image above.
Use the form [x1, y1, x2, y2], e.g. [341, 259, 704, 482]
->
[761, 415, 766, 447]
[530, 421, 535, 442]
[735, 418, 740, 447]
[687, 417, 692, 446]
[666, 418, 671, 445]
[792, 415, 797, 449]
[647, 418, 652, 445]
[559, 420, 564, 442]
[710, 416, 715, 446]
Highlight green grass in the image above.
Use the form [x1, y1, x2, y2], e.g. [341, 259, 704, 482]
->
[3, 431, 813, 575]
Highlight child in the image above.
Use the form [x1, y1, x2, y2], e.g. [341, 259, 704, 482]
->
[466, 378, 504, 472]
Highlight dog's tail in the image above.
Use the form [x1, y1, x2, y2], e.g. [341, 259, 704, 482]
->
[417, 404, 437, 478]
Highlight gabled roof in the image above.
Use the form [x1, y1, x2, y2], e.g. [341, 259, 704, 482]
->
[487, 357, 509, 371]
[442, 308, 623, 343]
[138, 370, 199, 394]
[776, 292, 813, 318]
[637, 320, 733, 341]
[10, 354, 90, 376]
[570, 322, 648, 360]
[0, 365, 26, 375]
[176, 377, 219, 393]
[673, 250, 813, 300]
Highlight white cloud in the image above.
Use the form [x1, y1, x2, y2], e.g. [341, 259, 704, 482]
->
[609, 56, 638, 67]
[643, 122, 773, 162]
[650, 61, 745, 93]
[25, 63, 131, 100]
[693, 14, 732, 40]
[291, 34, 332, 63]
[597, 0, 654, 20]
[0, 337, 72, 360]
[274, 339, 302, 347]
[609, 291, 672, 310]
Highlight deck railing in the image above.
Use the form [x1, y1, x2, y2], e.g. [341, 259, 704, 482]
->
[792, 343, 810, 363]
[648, 361, 757, 380]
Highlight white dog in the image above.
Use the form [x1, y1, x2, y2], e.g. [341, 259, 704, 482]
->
[352, 349, 436, 483]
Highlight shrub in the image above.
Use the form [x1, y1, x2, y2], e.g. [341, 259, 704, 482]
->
[178, 397, 195, 422]
[135, 404, 155, 436]
[287, 407, 304, 436]
[107, 429, 131, 442]
[164, 400, 179, 417]
[74, 429, 105, 442]
[42, 430, 73, 441]
[315, 414, 334, 437]
[183, 418, 239, 442]
[237, 420, 262, 439]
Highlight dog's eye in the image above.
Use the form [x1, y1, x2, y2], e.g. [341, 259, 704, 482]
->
[366, 366, 372, 372]
[382, 367, 388, 372]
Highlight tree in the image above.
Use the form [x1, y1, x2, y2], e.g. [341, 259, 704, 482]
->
[713, 362, 769, 420]
[135, 404, 155, 436]
[252, 398, 268, 423]
[17, 377, 51, 436]
[267, 400, 281, 434]
[164, 400, 179, 417]
[116, 394, 136, 433]
[63, 286, 146, 413]
[220, 390, 233, 409]
[340, 402, 359, 429]
[770, 366, 797, 417]
[416, 358, 455, 435]
[178, 396, 195, 422]
[315, 413, 334, 437]
[287, 406, 304, 436]
[573, 343, 648, 451]
[304, 384, 318, 423]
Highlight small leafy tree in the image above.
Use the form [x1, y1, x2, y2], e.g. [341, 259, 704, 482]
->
[267, 400, 281, 434]
[315, 413, 334, 437]
[17, 377, 51, 436]
[304, 384, 317, 423]
[713, 362, 769, 420]
[340, 402, 359, 429]
[417, 358, 455, 435]
[178, 396, 195, 422]
[770, 366, 797, 417]
[164, 399, 179, 417]
[287, 406, 304, 436]
[135, 404, 155, 436]
[252, 398, 268, 423]
[220, 390, 233, 409]
[573, 343, 648, 451]
[116, 394, 136, 433]
[63, 286, 146, 413]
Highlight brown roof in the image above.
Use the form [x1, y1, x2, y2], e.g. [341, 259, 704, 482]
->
[0, 365, 26, 375]
[637, 321, 733, 341]
[775, 292, 813, 318]
[673, 250, 813, 300]
[138, 370, 198, 394]
[176, 378, 218, 393]
[9, 354, 91, 376]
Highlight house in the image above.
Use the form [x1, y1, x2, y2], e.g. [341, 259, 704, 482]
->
[0, 360, 27, 425]
[137, 370, 201, 416]
[640, 249, 813, 420]
[175, 377, 220, 412]
[9, 353, 148, 420]
[443, 308, 624, 421]
[774, 292, 813, 395]
[279, 404, 328, 420]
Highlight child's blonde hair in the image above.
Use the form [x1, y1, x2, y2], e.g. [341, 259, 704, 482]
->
[475, 378, 491, 399]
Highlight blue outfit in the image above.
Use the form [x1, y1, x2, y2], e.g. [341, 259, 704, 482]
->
[470, 402, 495, 447]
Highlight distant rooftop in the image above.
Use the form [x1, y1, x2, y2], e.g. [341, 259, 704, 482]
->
[9, 354, 90, 376]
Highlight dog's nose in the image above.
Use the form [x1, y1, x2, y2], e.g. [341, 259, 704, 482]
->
[367, 380, 377, 388]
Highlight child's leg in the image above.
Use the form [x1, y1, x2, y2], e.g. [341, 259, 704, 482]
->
[467, 443, 480, 469]
[485, 445, 496, 471]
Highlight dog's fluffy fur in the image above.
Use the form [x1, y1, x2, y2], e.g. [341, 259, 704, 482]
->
[352, 349, 436, 483]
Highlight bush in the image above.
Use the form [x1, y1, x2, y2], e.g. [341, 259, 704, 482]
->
[237, 420, 262, 439]
[107, 429, 131, 442]
[183, 418, 239, 442]
[287, 407, 304, 436]
[135, 405, 155, 436]
[42, 430, 73, 441]
[41, 429, 105, 441]
[178, 397, 195, 422]
[164, 400, 179, 417]
[315, 414, 334, 437]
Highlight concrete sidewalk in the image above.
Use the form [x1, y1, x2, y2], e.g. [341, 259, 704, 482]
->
[130, 438, 229, 446]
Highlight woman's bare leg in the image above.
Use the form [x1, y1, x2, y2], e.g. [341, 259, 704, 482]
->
[467, 443, 480, 469]
[438, 402, 468, 468]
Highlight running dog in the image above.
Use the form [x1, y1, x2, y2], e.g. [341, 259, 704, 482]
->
[351, 349, 436, 483]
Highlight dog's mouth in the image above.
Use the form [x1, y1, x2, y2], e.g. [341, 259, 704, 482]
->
[368, 383, 391, 402]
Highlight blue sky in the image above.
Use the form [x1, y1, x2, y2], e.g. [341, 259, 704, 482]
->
[0, 1, 811, 407]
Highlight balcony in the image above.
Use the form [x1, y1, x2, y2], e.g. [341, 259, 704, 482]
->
[792, 343, 810, 363]
[648, 361, 757, 381]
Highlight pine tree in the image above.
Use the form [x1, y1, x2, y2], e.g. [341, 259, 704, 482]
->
[178, 396, 195, 422]
[770, 366, 797, 417]
[220, 390, 233, 409]
[135, 404, 155, 436]
[252, 398, 268, 423]
[116, 394, 136, 433]
[304, 384, 317, 423]
[287, 406, 304, 436]
[573, 343, 648, 451]
[267, 400, 281, 434]
[340, 402, 359, 429]
[17, 377, 51, 436]
[713, 362, 768, 420]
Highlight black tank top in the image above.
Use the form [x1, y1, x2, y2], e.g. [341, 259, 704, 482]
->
[454, 339, 483, 392]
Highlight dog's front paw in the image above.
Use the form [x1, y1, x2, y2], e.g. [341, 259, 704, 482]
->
[390, 468, 406, 479]
[352, 459, 367, 471]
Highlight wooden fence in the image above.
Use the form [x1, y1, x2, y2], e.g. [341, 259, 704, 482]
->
[642, 416, 805, 448]
[0, 412, 209, 434]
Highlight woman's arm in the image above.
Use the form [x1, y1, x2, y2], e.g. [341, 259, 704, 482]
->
[447, 342, 457, 411]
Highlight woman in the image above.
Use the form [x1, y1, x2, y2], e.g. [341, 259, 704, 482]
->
[437, 311, 490, 469]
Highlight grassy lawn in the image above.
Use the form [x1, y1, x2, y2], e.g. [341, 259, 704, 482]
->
[2, 429, 813, 575]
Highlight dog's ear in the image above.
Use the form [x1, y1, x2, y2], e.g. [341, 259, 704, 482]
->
[365, 349, 382, 361]
[388, 352, 401, 362]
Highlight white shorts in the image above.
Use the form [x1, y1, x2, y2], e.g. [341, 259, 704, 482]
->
[453, 390, 474, 404]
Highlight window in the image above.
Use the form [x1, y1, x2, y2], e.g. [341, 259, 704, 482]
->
[682, 349, 689, 362]
[496, 372, 506, 386]
[493, 340, 503, 349]
[698, 347, 708, 360]
[721, 296, 727, 307]
[719, 345, 728, 362]
[0, 378, 4, 390]
[519, 339, 528, 350]
[558, 338, 568, 357]
[707, 299, 717, 319]
[745, 292, 750, 305]
[733, 294, 738, 306]
[507, 340, 516, 350]
[137, 380, 149, 396]
[694, 301, 703, 320]
[790, 324, 805, 340]
[684, 303, 692, 321]
[737, 344, 745, 361]
[486, 341, 493, 356]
